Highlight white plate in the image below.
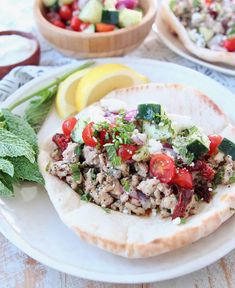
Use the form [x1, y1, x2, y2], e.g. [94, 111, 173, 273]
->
[154, 14, 235, 77]
[1, 58, 235, 284]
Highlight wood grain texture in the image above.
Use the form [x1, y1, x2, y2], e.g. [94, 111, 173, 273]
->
[1, 231, 235, 288]
[34, 0, 157, 58]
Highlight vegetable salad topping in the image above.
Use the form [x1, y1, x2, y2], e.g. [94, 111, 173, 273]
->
[48, 101, 235, 223]
[170, 0, 235, 52]
[43, 0, 143, 33]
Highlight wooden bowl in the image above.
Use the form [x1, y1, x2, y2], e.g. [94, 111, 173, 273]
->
[34, 0, 157, 58]
[0, 31, 40, 79]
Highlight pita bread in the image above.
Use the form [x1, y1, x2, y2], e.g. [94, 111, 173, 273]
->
[38, 83, 235, 258]
[158, 1, 235, 66]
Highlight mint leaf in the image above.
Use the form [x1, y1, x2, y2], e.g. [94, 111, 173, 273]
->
[10, 157, 44, 185]
[0, 173, 14, 197]
[1, 109, 38, 153]
[104, 144, 122, 166]
[0, 158, 14, 177]
[0, 129, 35, 163]
[24, 88, 56, 132]
[70, 163, 81, 182]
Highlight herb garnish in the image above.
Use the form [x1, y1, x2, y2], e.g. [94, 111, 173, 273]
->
[180, 217, 186, 224]
[0, 110, 44, 196]
[104, 144, 122, 167]
[8, 61, 95, 132]
[81, 193, 92, 202]
[101, 207, 111, 213]
[121, 178, 131, 192]
[70, 163, 81, 182]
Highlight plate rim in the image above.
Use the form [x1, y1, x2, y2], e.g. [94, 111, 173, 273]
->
[153, 21, 235, 77]
[1, 57, 235, 283]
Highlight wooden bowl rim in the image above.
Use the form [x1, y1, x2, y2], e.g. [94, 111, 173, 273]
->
[0, 30, 40, 68]
[34, 0, 157, 39]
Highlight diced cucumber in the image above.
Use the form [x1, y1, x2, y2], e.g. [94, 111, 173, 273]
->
[102, 10, 119, 25]
[79, 0, 103, 24]
[136, 104, 162, 123]
[119, 8, 142, 28]
[43, 0, 57, 7]
[71, 120, 87, 144]
[199, 27, 214, 42]
[187, 139, 209, 159]
[83, 24, 95, 33]
[219, 138, 235, 160]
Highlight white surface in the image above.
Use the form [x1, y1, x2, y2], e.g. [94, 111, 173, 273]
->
[0, 35, 36, 66]
[1, 58, 235, 283]
[154, 16, 235, 77]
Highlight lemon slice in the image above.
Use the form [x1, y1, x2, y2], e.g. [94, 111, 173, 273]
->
[56, 68, 91, 119]
[75, 64, 148, 112]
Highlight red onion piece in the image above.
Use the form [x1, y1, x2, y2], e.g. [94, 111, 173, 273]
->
[115, 0, 138, 10]
[124, 109, 137, 121]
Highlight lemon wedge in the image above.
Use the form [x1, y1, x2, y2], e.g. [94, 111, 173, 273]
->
[56, 68, 91, 119]
[75, 64, 148, 112]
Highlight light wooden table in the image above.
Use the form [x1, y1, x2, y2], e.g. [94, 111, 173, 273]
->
[1, 232, 235, 287]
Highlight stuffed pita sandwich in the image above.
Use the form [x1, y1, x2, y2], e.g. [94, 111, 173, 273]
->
[38, 83, 235, 258]
[159, 0, 235, 66]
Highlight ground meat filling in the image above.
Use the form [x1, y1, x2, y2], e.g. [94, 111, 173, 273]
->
[48, 104, 235, 221]
[171, 0, 235, 51]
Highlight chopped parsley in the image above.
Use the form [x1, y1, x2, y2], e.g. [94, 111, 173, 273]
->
[81, 193, 92, 202]
[212, 167, 225, 189]
[70, 163, 81, 182]
[101, 207, 111, 213]
[121, 178, 131, 192]
[74, 145, 82, 156]
[112, 156, 122, 167]
[229, 172, 235, 185]
[193, 0, 201, 8]
[104, 144, 122, 167]
[180, 217, 186, 224]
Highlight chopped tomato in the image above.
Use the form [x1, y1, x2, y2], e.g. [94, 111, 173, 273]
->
[223, 38, 235, 52]
[82, 122, 98, 147]
[205, 0, 213, 5]
[51, 19, 66, 29]
[172, 189, 194, 219]
[208, 135, 223, 155]
[96, 23, 115, 32]
[59, 5, 72, 21]
[62, 117, 77, 137]
[118, 144, 139, 162]
[171, 168, 193, 189]
[194, 160, 215, 181]
[150, 153, 176, 183]
[70, 16, 82, 31]
[52, 133, 70, 152]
